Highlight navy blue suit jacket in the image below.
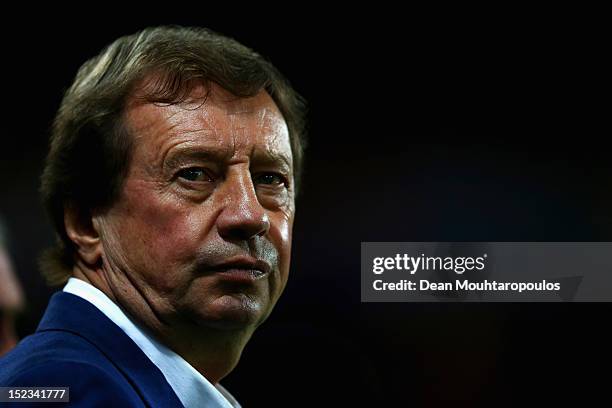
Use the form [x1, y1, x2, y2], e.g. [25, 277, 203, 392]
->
[0, 292, 184, 407]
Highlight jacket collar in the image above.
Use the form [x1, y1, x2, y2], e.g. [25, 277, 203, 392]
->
[37, 291, 184, 407]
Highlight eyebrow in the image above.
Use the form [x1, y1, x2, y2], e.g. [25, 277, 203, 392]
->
[163, 147, 232, 170]
[163, 146, 293, 173]
[251, 149, 293, 173]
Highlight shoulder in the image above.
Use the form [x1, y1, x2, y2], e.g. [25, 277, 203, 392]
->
[3, 360, 145, 407]
[0, 331, 145, 406]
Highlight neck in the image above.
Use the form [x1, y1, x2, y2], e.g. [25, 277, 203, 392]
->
[71, 264, 252, 383]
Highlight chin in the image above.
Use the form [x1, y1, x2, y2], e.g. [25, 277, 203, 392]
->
[193, 293, 268, 331]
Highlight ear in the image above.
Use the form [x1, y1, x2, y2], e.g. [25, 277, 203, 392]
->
[64, 203, 102, 267]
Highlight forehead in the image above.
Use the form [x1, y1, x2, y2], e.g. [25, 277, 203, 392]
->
[124, 83, 292, 166]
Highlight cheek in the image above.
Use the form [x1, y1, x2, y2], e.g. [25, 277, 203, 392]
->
[109, 187, 214, 289]
[269, 211, 294, 280]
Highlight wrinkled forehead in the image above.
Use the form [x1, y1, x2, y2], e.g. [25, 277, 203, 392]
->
[124, 82, 292, 167]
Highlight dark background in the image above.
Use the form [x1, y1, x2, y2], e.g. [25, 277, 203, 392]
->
[0, 10, 610, 407]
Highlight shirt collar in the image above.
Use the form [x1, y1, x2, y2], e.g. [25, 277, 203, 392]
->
[63, 277, 241, 408]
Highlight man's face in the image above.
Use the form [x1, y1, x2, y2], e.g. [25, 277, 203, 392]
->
[98, 83, 294, 332]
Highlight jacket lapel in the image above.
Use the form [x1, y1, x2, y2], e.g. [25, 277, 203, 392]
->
[37, 292, 184, 407]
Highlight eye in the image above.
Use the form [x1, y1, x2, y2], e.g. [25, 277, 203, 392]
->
[253, 172, 287, 187]
[176, 168, 214, 183]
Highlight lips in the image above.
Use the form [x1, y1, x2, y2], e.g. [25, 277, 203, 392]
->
[217, 268, 266, 279]
[206, 256, 272, 281]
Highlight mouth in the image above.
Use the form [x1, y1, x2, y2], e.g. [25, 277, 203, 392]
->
[207, 256, 272, 282]
[216, 268, 266, 281]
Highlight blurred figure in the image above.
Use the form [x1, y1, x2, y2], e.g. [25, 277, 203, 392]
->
[0, 217, 24, 356]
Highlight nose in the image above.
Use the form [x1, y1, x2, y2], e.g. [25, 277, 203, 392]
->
[216, 167, 270, 241]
